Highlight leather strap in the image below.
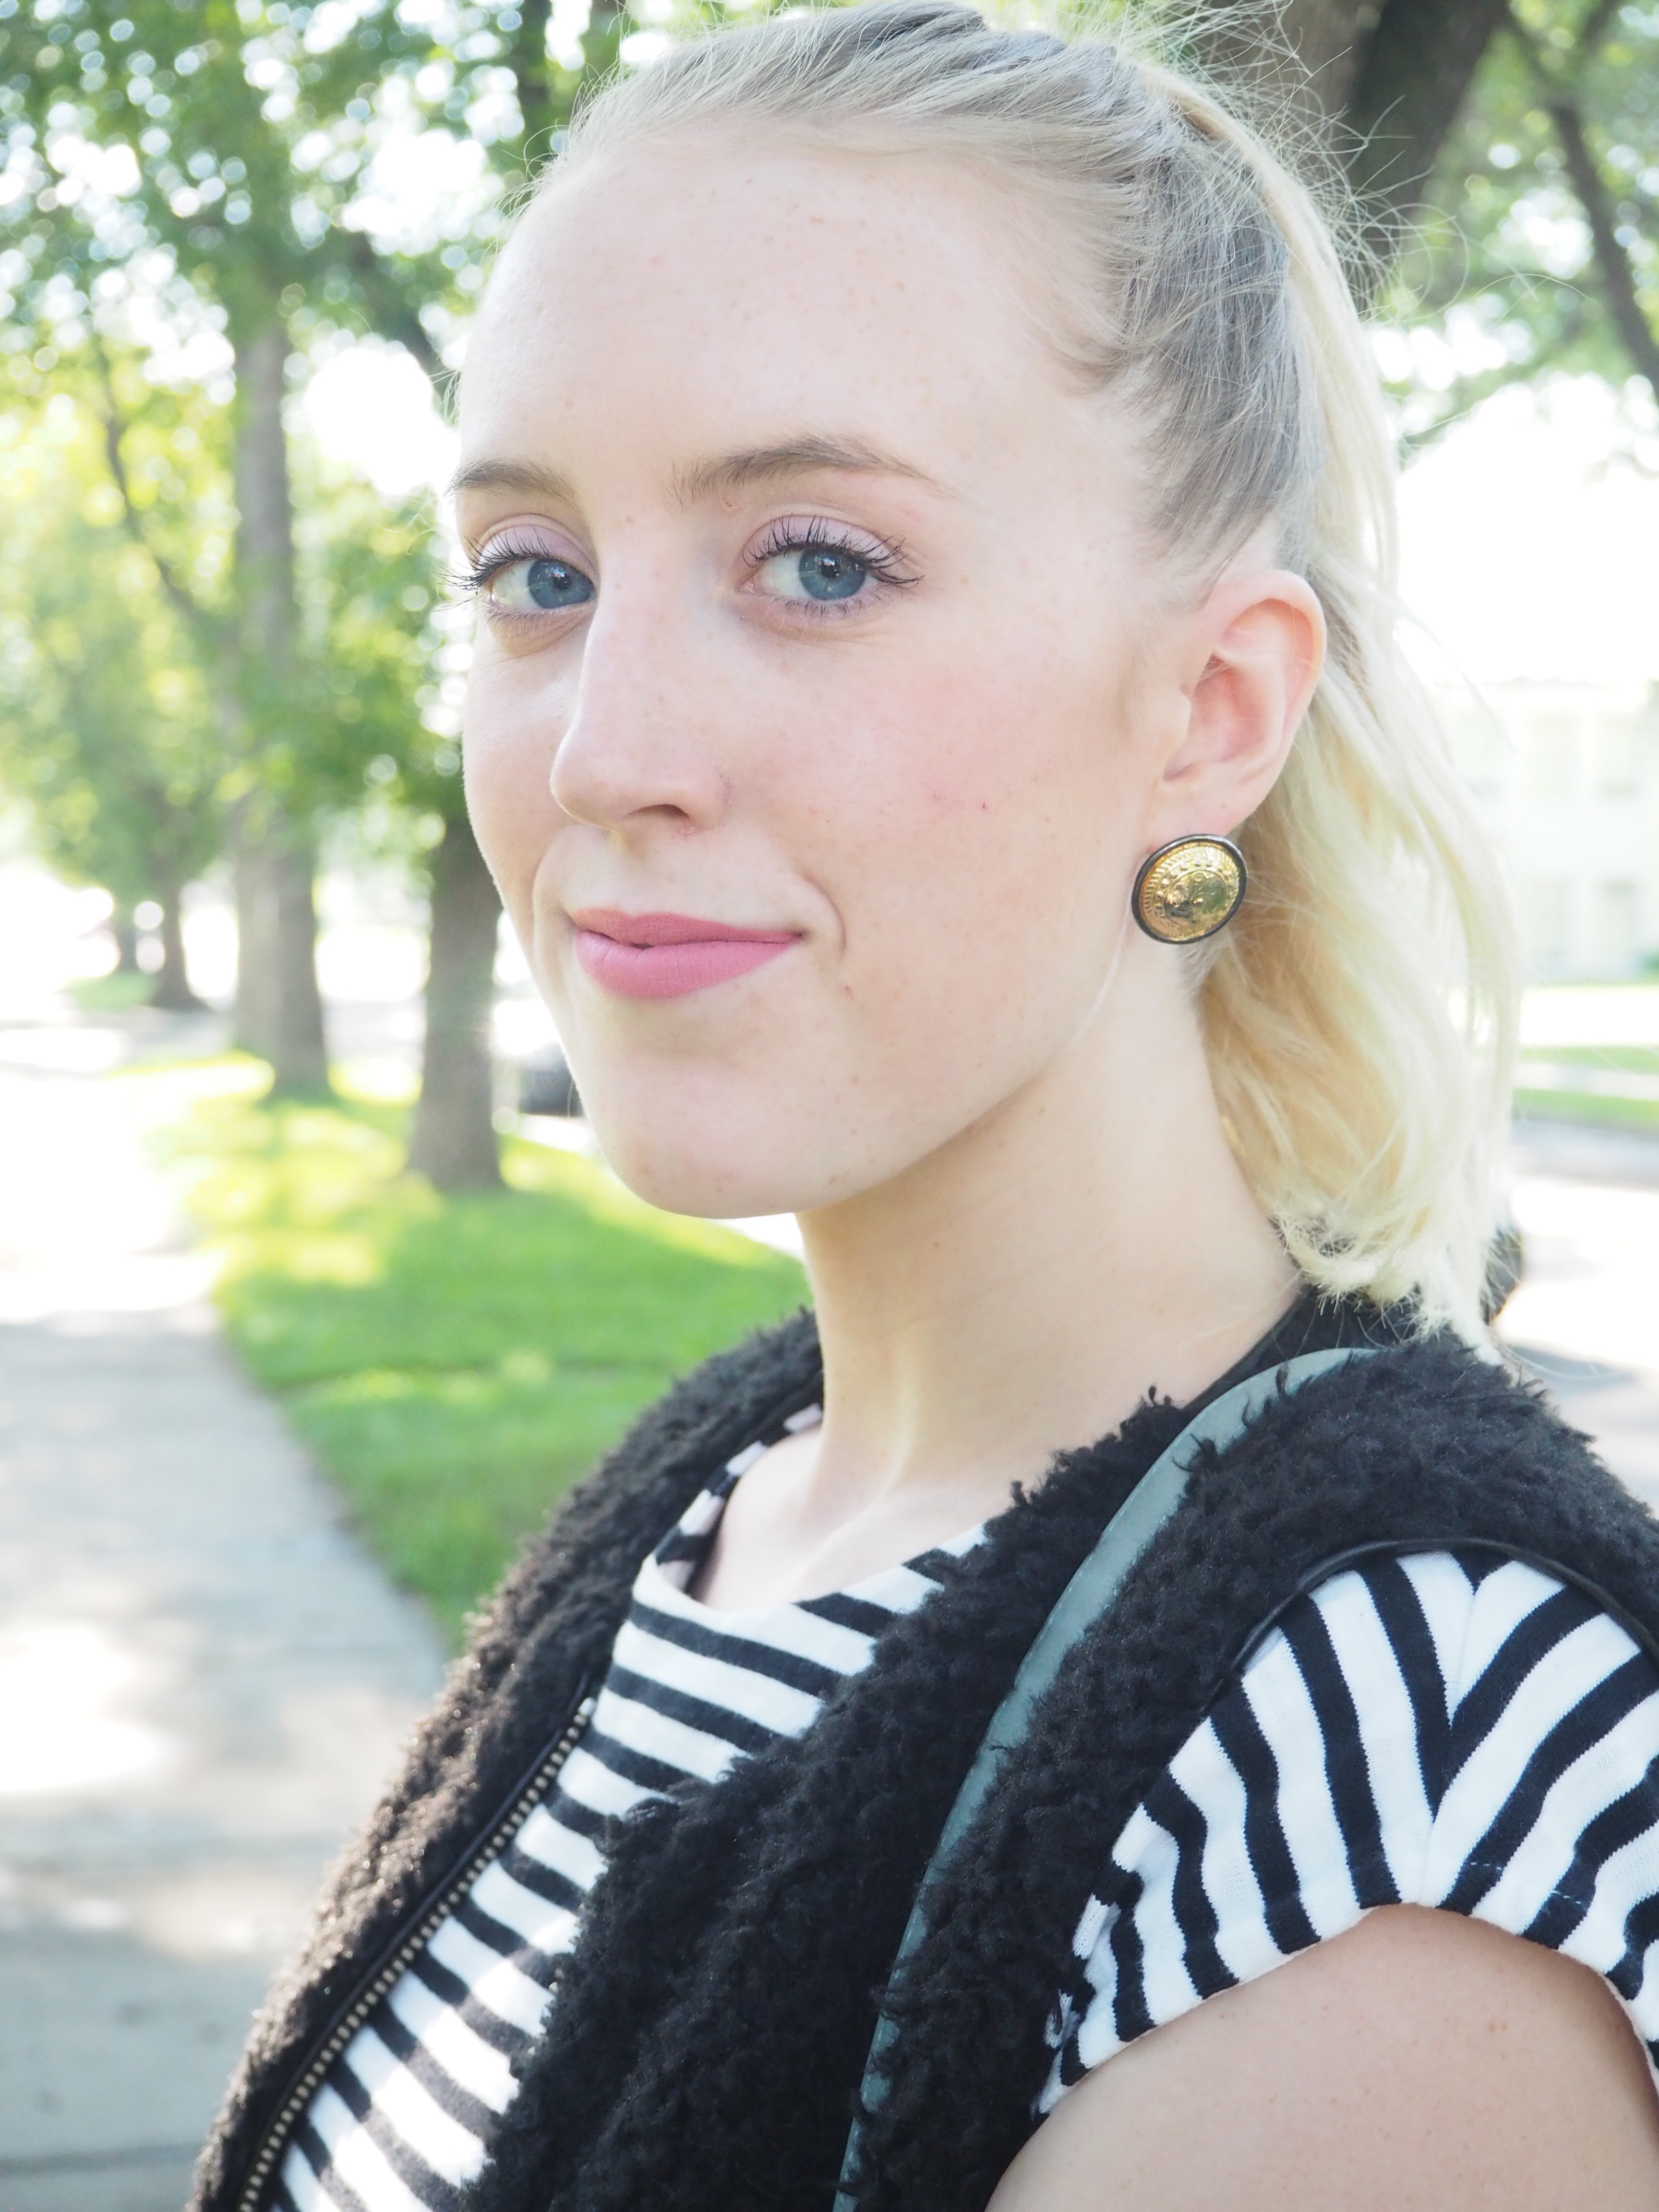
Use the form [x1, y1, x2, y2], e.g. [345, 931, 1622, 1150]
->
[834, 1343, 1377, 2207]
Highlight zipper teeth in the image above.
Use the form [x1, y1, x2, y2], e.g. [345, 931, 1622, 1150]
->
[236, 1695, 597, 2212]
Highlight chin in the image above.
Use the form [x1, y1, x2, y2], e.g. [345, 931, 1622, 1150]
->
[575, 1064, 877, 1224]
[592, 1121, 823, 1222]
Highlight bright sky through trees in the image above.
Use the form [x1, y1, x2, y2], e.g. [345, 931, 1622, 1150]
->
[1398, 378, 1659, 686]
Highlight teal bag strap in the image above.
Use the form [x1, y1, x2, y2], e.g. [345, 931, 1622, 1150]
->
[833, 1343, 1377, 2209]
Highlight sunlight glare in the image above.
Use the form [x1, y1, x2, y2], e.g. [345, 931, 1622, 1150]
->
[0, 1623, 168, 1796]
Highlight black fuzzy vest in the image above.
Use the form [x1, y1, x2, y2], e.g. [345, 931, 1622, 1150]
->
[191, 1306, 1659, 2212]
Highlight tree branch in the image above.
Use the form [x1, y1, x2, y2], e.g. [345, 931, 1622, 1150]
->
[340, 228, 448, 386]
[1502, 2, 1659, 392]
[95, 358, 222, 653]
[1347, 0, 1510, 244]
[1577, 0, 1623, 58]
[508, 0, 554, 164]
[1548, 96, 1659, 391]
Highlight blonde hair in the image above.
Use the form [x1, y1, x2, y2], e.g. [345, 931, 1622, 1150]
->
[543, 2, 1518, 1338]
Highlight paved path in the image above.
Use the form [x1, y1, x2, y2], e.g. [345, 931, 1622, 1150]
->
[0, 1010, 443, 2212]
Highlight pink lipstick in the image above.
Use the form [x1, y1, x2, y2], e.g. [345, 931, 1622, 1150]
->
[571, 909, 798, 1000]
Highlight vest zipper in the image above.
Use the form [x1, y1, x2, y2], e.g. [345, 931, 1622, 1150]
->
[234, 1690, 598, 2212]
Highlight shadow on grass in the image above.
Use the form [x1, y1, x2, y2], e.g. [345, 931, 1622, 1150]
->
[159, 1074, 807, 1644]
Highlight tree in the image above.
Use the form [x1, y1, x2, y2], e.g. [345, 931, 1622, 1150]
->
[406, 802, 503, 1188]
[0, 0, 469, 1085]
[1189, 1, 1658, 428]
[301, 471, 507, 1187]
[0, 382, 222, 1007]
[1374, 1, 1659, 435]
[2, 0, 625, 1161]
[1194, 0, 1513, 255]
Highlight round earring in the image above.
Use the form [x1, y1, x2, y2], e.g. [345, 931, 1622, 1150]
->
[1131, 834, 1247, 945]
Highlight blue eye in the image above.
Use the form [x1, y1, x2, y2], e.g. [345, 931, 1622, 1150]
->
[486, 555, 595, 613]
[795, 548, 868, 601]
[759, 544, 872, 604]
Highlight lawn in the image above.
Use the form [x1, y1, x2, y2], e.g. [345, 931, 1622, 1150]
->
[1515, 1044, 1659, 1134]
[147, 1062, 808, 1644]
[1520, 1045, 1659, 1074]
[71, 970, 156, 1012]
[1514, 1089, 1659, 1132]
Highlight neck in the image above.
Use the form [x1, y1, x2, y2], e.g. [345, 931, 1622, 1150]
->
[797, 944, 1298, 1520]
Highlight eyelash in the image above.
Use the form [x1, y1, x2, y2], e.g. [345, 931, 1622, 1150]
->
[450, 532, 560, 601]
[745, 515, 918, 592]
[452, 518, 921, 613]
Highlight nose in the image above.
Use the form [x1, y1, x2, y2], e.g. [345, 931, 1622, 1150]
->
[549, 575, 728, 836]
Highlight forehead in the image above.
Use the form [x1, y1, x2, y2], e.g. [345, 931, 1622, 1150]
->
[459, 136, 1074, 479]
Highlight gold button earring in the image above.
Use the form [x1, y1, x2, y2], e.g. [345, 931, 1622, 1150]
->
[1131, 835, 1247, 944]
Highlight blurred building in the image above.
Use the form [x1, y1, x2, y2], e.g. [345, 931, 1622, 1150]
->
[1443, 680, 1659, 980]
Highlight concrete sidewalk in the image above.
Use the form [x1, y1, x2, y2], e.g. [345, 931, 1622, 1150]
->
[0, 1014, 442, 2212]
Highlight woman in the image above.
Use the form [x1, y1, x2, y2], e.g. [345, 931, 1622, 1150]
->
[196, 8, 1659, 2208]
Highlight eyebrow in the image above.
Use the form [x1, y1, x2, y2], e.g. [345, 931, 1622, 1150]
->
[673, 437, 943, 504]
[448, 438, 942, 508]
[448, 458, 578, 503]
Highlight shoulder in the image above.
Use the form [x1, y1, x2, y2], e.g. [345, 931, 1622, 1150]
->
[1047, 1546, 1659, 2115]
[1020, 1341, 1659, 1953]
[998, 1904, 1659, 2210]
[1034, 1336, 1659, 2209]
[1104, 1334, 1659, 1783]
[1211, 1331, 1607, 1518]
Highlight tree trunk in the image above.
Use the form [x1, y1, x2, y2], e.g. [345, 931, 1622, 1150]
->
[234, 323, 296, 657]
[109, 900, 140, 974]
[508, 0, 554, 156]
[1195, 0, 1371, 138]
[1200, 0, 1510, 279]
[408, 809, 503, 1191]
[229, 321, 328, 1088]
[149, 884, 205, 1012]
[1345, 0, 1513, 256]
[234, 819, 329, 1092]
[233, 821, 280, 1058]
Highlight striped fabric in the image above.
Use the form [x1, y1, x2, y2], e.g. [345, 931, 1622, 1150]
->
[282, 1455, 1659, 2212]
[277, 1406, 980, 2212]
[1041, 1550, 1659, 2108]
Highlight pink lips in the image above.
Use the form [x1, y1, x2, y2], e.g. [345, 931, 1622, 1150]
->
[571, 909, 798, 1000]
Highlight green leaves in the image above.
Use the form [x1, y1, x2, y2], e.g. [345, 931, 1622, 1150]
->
[0, 372, 223, 902]
[1379, 0, 1659, 436]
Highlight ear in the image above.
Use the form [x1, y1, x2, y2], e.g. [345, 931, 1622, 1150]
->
[1147, 567, 1325, 844]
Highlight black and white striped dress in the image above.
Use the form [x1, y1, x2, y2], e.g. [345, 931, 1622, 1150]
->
[281, 1425, 1659, 2211]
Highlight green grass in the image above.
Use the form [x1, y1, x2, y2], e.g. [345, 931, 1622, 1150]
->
[148, 1063, 807, 1643]
[1514, 1088, 1659, 1133]
[1519, 1046, 1659, 1074]
[71, 969, 155, 1012]
[1514, 1045, 1659, 1134]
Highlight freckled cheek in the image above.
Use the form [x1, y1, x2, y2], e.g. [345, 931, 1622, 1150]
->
[797, 682, 1110, 970]
[462, 665, 569, 923]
